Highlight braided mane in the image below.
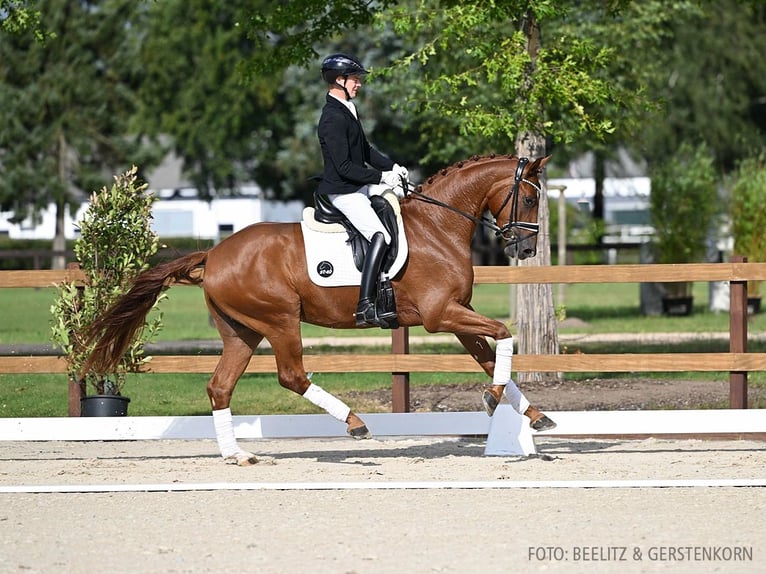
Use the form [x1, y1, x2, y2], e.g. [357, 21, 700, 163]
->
[416, 153, 517, 192]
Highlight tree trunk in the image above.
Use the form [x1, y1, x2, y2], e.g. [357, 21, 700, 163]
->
[515, 133, 560, 383]
[52, 200, 67, 270]
[53, 130, 69, 270]
[513, 10, 560, 384]
[593, 149, 605, 223]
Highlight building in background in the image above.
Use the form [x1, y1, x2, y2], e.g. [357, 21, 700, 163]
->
[0, 189, 303, 241]
[0, 155, 304, 241]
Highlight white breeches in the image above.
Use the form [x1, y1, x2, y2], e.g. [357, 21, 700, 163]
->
[329, 187, 391, 244]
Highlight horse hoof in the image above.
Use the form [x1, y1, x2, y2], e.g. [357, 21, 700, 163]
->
[238, 455, 259, 466]
[225, 451, 259, 466]
[530, 415, 557, 432]
[348, 425, 372, 439]
[482, 390, 499, 417]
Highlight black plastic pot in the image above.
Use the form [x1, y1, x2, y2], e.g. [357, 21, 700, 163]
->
[80, 395, 130, 417]
[661, 296, 694, 316]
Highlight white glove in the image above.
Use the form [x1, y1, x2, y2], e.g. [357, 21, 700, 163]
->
[381, 166, 408, 199]
[393, 163, 409, 181]
[380, 170, 400, 188]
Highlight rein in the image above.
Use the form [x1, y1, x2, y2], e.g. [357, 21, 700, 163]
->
[404, 157, 541, 245]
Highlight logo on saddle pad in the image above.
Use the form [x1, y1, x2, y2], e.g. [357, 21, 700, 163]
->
[300, 190, 409, 287]
[316, 261, 334, 278]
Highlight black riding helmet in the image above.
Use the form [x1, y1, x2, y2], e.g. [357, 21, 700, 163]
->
[321, 53, 369, 84]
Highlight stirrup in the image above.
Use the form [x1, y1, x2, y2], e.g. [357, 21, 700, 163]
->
[377, 278, 396, 314]
[355, 299, 378, 327]
[355, 300, 397, 329]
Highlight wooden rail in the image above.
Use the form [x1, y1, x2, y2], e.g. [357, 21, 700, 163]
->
[1, 260, 764, 415]
[4, 262, 766, 287]
[3, 352, 766, 375]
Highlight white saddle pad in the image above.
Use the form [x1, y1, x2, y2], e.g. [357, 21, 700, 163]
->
[300, 190, 409, 287]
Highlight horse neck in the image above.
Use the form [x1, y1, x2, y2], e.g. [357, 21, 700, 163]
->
[405, 156, 519, 236]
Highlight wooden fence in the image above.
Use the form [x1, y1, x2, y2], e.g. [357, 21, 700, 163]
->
[1, 258, 765, 416]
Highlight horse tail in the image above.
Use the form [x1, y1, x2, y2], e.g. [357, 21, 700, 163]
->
[81, 251, 208, 376]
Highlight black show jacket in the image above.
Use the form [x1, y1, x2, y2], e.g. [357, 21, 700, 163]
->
[316, 94, 394, 195]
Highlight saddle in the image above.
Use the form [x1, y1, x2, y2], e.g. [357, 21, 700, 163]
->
[313, 191, 400, 272]
[300, 188, 409, 288]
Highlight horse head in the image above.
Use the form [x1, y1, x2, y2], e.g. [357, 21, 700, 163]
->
[404, 154, 551, 261]
[487, 155, 551, 260]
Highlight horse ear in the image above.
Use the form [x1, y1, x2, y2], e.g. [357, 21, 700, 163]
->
[529, 154, 552, 173]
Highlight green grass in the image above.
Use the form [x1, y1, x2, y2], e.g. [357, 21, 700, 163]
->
[3, 282, 765, 344]
[2, 281, 765, 416]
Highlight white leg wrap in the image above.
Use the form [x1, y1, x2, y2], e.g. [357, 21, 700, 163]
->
[212, 408, 240, 458]
[503, 381, 531, 415]
[493, 337, 514, 385]
[493, 337, 530, 414]
[303, 383, 351, 422]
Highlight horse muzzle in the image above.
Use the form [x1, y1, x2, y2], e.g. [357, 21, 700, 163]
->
[504, 238, 537, 260]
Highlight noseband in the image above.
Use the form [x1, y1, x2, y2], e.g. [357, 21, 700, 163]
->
[406, 157, 541, 247]
[492, 157, 541, 245]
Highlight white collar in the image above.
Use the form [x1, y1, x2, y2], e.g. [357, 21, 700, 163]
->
[329, 92, 357, 119]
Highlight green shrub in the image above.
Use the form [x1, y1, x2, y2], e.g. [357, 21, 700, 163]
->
[649, 143, 719, 297]
[730, 153, 766, 296]
[50, 167, 163, 395]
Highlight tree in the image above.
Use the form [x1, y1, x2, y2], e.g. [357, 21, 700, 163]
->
[543, 1, 680, 224]
[133, 0, 298, 199]
[244, 0, 396, 75]
[0, 1, 159, 269]
[1, 0, 47, 40]
[633, 0, 766, 173]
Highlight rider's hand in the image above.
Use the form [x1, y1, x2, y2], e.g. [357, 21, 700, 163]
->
[380, 170, 400, 188]
[393, 163, 409, 181]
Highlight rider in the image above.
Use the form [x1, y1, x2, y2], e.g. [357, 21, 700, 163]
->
[316, 52, 408, 328]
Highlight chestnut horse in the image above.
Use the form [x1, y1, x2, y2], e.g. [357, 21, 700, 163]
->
[83, 154, 555, 465]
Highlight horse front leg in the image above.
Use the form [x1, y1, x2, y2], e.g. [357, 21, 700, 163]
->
[269, 335, 371, 439]
[437, 300, 556, 431]
[456, 332, 555, 431]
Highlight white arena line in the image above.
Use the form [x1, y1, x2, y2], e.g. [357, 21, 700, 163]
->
[1, 478, 765, 494]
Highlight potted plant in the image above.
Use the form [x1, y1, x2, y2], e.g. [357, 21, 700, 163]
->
[649, 143, 719, 315]
[51, 167, 163, 416]
[730, 153, 766, 314]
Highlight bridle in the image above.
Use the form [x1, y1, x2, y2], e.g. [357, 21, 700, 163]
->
[403, 157, 541, 246]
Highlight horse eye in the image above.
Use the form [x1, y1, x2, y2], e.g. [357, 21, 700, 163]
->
[523, 195, 537, 208]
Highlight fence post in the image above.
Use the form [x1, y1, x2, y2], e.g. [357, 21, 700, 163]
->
[729, 255, 748, 409]
[391, 326, 410, 413]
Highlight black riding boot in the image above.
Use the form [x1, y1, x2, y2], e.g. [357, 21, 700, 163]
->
[355, 232, 397, 328]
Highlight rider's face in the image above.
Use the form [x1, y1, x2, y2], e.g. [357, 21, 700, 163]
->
[338, 75, 363, 98]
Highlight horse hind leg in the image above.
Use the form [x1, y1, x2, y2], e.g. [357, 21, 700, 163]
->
[206, 305, 264, 465]
[303, 383, 371, 439]
[269, 336, 371, 439]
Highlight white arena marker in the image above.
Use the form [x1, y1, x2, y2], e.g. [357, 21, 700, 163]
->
[0, 412, 490, 441]
[484, 404, 537, 456]
[1, 409, 765, 442]
[1, 478, 765, 494]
